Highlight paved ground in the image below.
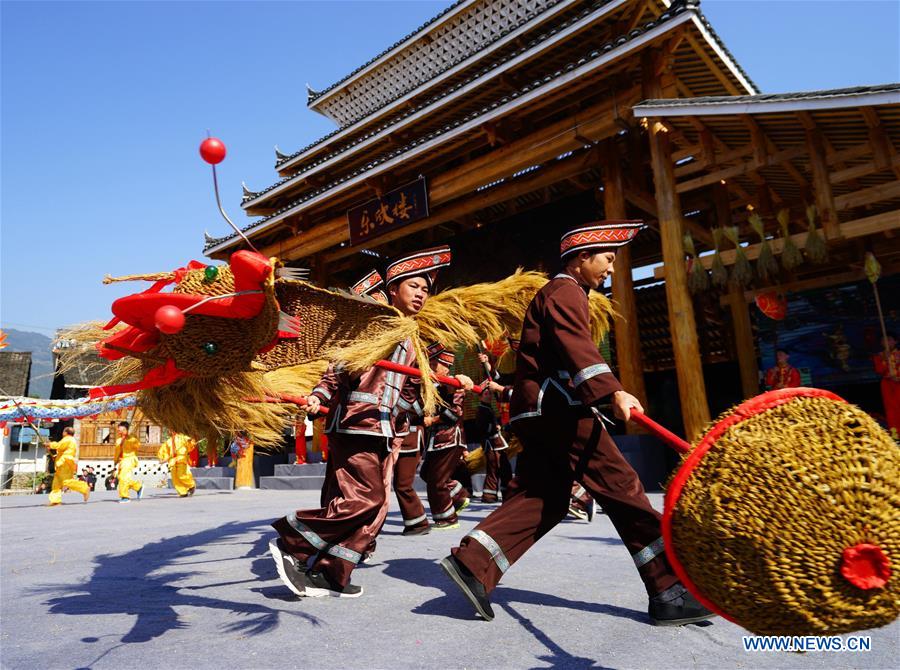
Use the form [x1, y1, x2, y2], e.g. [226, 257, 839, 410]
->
[1, 488, 896, 670]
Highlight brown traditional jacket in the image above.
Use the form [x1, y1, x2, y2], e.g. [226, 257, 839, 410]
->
[395, 422, 425, 453]
[509, 273, 622, 423]
[427, 387, 466, 451]
[310, 338, 423, 439]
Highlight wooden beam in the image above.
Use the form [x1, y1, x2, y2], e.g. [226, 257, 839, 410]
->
[861, 107, 894, 170]
[675, 145, 805, 193]
[861, 106, 900, 179]
[429, 85, 641, 203]
[683, 32, 742, 96]
[654, 210, 900, 278]
[830, 155, 900, 185]
[604, 139, 648, 432]
[257, 92, 641, 262]
[834, 179, 900, 211]
[643, 51, 710, 440]
[721, 260, 900, 306]
[804, 127, 840, 239]
[673, 143, 752, 179]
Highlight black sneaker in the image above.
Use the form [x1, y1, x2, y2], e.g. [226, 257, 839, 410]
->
[305, 569, 363, 598]
[648, 583, 717, 626]
[187, 486, 195, 497]
[440, 555, 494, 621]
[268, 539, 310, 597]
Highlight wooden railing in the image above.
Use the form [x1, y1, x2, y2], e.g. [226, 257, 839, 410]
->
[80, 443, 161, 460]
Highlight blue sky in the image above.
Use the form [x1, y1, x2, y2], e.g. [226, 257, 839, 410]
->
[2, 0, 898, 337]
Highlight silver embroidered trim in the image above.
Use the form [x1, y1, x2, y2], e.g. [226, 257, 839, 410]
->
[449, 482, 463, 497]
[573, 363, 611, 387]
[403, 514, 427, 526]
[467, 530, 510, 573]
[433, 506, 456, 520]
[312, 386, 332, 401]
[573, 485, 587, 499]
[632, 537, 665, 568]
[349, 391, 379, 404]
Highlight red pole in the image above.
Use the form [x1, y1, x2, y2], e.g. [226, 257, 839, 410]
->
[294, 417, 307, 464]
[628, 410, 692, 454]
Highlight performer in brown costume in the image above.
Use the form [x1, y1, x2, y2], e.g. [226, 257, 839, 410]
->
[441, 221, 714, 626]
[393, 414, 430, 536]
[269, 247, 450, 598]
[420, 344, 469, 529]
[474, 352, 512, 504]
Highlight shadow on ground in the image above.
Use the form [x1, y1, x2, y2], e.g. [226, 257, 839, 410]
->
[29, 518, 321, 665]
[383, 557, 632, 669]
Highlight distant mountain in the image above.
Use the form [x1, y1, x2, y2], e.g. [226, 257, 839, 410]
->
[2, 329, 54, 398]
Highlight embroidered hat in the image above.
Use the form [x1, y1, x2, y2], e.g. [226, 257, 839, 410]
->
[426, 341, 455, 367]
[385, 245, 451, 288]
[350, 269, 388, 304]
[560, 220, 644, 259]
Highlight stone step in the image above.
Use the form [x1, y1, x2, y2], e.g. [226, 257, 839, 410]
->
[259, 474, 428, 492]
[193, 477, 234, 490]
[194, 467, 235, 478]
[260, 476, 325, 491]
[274, 463, 328, 477]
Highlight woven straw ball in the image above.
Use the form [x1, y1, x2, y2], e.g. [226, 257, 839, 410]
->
[667, 389, 899, 636]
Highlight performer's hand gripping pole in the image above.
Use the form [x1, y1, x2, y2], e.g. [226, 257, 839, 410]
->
[591, 405, 691, 455]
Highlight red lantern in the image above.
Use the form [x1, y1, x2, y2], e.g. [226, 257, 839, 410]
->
[199, 137, 227, 165]
[154, 305, 185, 334]
[755, 291, 788, 321]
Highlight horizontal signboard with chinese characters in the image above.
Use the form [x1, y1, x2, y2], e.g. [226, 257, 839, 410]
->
[347, 176, 429, 246]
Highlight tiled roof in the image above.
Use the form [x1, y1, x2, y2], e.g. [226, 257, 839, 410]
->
[306, 0, 468, 105]
[634, 82, 900, 112]
[277, 0, 572, 172]
[274, 0, 755, 173]
[210, 1, 697, 253]
[249, 1, 603, 203]
[0, 351, 32, 397]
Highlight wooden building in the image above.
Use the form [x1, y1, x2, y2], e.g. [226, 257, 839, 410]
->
[206, 0, 899, 439]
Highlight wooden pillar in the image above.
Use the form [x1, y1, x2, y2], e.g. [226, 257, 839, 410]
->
[234, 440, 255, 489]
[643, 53, 710, 440]
[804, 129, 840, 240]
[716, 184, 760, 400]
[603, 139, 648, 431]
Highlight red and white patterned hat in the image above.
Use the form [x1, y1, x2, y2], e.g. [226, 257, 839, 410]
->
[426, 341, 455, 367]
[560, 220, 643, 259]
[350, 269, 388, 304]
[385, 245, 451, 288]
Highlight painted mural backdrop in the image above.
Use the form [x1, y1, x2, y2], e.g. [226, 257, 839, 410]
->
[757, 275, 899, 389]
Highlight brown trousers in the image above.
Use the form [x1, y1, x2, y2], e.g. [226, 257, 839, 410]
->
[273, 433, 396, 587]
[451, 396, 679, 597]
[394, 450, 428, 531]
[421, 446, 464, 523]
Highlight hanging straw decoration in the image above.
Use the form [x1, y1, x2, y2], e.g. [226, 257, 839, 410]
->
[777, 209, 803, 271]
[683, 232, 709, 294]
[710, 228, 729, 289]
[804, 204, 828, 264]
[724, 225, 753, 287]
[749, 213, 778, 282]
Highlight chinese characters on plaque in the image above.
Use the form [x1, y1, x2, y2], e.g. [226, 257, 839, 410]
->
[347, 176, 429, 246]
